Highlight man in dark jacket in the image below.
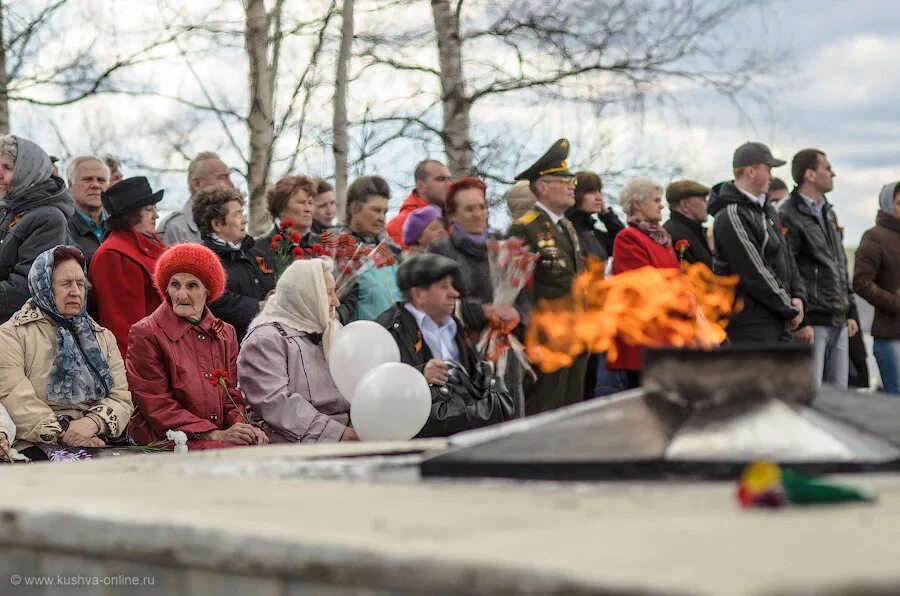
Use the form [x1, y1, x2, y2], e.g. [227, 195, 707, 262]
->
[376, 254, 512, 437]
[65, 155, 110, 267]
[709, 142, 806, 343]
[780, 148, 859, 388]
[663, 179, 713, 268]
[0, 135, 75, 324]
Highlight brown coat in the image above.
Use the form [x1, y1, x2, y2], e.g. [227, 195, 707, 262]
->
[0, 300, 133, 449]
[853, 211, 900, 339]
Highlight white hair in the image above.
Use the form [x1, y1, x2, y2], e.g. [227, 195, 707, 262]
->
[619, 178, 663, 215]
[65, 156, 110, 186]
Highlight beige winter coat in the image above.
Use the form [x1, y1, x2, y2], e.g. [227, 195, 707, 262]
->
[0, 300, 133, 449]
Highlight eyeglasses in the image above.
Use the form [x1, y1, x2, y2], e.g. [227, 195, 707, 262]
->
[541, 177, 577, 187]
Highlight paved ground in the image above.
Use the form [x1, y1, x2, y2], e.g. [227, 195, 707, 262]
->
[1, 441, 899, 595]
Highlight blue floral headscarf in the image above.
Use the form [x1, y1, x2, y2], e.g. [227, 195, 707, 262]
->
[28, 247, 114, 405]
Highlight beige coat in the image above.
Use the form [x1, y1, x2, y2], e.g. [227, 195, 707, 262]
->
[0, 300, 133, 448]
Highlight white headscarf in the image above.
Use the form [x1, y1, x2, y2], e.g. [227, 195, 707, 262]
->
[248, 258, 341, 358]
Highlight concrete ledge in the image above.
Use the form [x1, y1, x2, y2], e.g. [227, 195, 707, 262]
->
[2, 442, 900, 594]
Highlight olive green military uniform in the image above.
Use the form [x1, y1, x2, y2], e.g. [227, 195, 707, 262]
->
[507, 139, 587, 415]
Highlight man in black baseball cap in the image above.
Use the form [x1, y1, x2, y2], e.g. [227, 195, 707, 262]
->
[376, 254, 513, 436]
[707, 142, 806, 344]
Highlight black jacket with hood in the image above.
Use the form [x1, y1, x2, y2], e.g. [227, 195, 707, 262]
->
[709, 181, 806, 328]
[779, 189, 858, 328]
[0, 136, 74, 323]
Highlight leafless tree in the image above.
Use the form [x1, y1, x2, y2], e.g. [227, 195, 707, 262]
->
[147, 0, 338, 234]
[333, 0, 354, 216]
[0, 0, 187, 135]
[357, 0, 773, 181]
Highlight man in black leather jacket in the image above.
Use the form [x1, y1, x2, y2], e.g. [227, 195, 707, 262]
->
[779, 148, 859, 388]
[376, 254, 513, 437]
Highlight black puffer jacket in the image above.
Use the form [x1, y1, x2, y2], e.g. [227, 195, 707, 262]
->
[779, 190, 858, 327]
[376, 303, 512, 437]
[204, 235, 275, 341]
[564, 207, 625, 262]
[709, 181, 806, 326]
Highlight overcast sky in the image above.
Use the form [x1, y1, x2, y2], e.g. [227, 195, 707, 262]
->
[13, 0, 900, 246]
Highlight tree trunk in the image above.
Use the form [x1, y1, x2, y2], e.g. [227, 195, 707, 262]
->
[431, 0, 473, 176]
[244, 0, 277, 235]
[0, 1, 10, 135]
[333, 0, 353, 219]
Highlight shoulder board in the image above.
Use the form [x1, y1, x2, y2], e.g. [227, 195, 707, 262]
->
[515, 209, 540, 226]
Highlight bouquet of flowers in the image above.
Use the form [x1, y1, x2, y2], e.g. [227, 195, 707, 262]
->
[269, 220, 326, 280]
[477, 238, 538, 380]
[320, 230, 397, 298]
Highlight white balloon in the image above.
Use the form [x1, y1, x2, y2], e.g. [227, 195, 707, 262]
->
[329, 320, 401, 403]
[351, 363, 431, 441]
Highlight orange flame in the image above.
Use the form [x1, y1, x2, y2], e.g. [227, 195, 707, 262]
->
[525, 261, 740, 373]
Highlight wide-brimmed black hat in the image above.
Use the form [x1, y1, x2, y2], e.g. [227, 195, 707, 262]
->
[515, 138, 573, 182]
[397, 254, 459, 293]
[101, 176, 164, 217]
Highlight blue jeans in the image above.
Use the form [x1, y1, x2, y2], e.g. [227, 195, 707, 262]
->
[812, 325, 849, 389]
[873, 338, 900, 395]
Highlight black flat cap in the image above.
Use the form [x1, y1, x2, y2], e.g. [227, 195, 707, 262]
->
[101, 176, 164, 217]
[733, 142, 786, 168]
[397, 254, 459, 292]
[666, 179, 710, 204]
[515, 138, 573, 182]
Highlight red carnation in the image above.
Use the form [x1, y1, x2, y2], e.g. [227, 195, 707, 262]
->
[273, 234, 284, 243]
[675, 239, 690, 254]
[312, 243, 324, 256]
[280, 219, 294, 230]
[288, 231, 301, 244]
[209, 368, 229, 387]
[292, 246, 305, 259]
[269, 240, 278, 250]
[304, 247, 313, 255]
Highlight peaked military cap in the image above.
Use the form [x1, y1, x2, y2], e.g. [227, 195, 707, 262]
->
[515, 138, 573, 182]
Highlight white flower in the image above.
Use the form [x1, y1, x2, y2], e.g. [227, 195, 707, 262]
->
[166, 430, 189, 454]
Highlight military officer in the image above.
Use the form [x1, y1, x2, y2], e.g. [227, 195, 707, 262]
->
[507, 138, 587, 415]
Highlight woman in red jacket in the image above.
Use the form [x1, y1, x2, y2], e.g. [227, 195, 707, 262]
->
[125, 243, 269, 450]
[88, 177, 167, 358]
[608, 178, 679, 389]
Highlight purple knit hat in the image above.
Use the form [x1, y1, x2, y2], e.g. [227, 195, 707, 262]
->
[402, 205, 444, 247]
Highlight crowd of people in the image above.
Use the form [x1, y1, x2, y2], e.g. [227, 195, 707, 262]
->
[0, 132, 897, 461]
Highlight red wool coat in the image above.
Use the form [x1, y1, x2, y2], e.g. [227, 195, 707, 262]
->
[125, 303, 248, 450]
[608, 226, 679, 371]
[88, 229, 167, 359]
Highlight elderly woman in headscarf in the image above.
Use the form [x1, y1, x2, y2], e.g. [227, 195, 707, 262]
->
[0, 245, 132, 460]
[607, 178, 679, 390]
[238, 258, 357, 443]
[125, 243, 269, 450]
[0, 135, 75, 325]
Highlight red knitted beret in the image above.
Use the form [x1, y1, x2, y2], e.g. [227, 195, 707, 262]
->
[153, 244, 226, 302]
